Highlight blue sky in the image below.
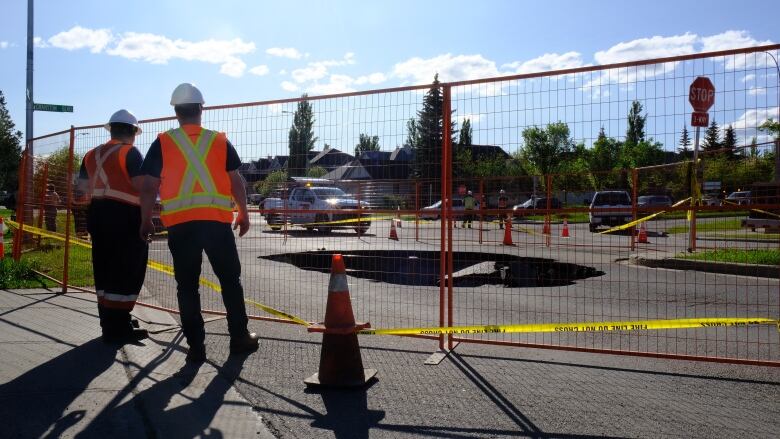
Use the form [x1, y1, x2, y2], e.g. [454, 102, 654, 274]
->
[1, 0, 778, 157]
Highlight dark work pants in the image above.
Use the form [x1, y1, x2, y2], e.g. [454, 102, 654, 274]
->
[88, 199, 148, 335]
[167, 221, 249, 347]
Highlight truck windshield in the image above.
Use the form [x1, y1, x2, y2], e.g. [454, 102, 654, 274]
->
[311, 187, 348, 198]
[594, 192, 630, 205]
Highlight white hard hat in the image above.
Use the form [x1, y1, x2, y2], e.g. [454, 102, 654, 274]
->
[467, 190, 473, 195]
[104, 109, 141, 134]
[170, 83, 205, 105]
[500, 189, 506, 194]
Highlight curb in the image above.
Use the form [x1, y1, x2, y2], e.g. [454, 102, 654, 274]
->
[630, 256, 780, 279]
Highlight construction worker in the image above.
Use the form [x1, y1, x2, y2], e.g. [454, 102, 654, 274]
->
[498, 189, 509, 229]
[78, 109, 149, 343]
[139, 83, 257, 363]
[43, 184, 60, 231]
[463, 190, 476, 228]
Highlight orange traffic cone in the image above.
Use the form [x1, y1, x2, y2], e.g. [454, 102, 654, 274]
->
[561, 218, 570, 238]
[637, 221, 649, 244]
[389, 220, 399, 240]
[502, 217, 515, 246]
[305, 254, 376, 387]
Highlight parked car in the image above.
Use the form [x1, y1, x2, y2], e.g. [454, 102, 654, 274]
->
[724, 191, 752, 206]
[420, 198, 466, 220]
[248, 194, 264, 205]
[701, 194, 720, 206]
[512, 196, 561, 215]
[637, 195, 672, 208]
[589, 190, 632, 232]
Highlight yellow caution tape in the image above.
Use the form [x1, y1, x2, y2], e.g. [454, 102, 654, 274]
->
[6, 220, 309, 325]
[721, 200, 780, 220]
[598, 197, 692, 234]
[358, 317, 779, 336]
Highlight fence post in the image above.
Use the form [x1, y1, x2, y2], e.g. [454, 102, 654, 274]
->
[545, 174, 552, 247]
[443, 85, 456, 350]
[61, 126, 75, 293]
[13, 148, 30, 261]
[631, 168, 638, 251]
[415, 181, 419, 242]
[479, 178, 484, 244]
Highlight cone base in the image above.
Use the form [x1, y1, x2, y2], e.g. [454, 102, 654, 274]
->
[304, 369, 378, 387]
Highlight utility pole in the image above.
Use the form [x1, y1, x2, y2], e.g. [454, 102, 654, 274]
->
[26, 0, 33, 154]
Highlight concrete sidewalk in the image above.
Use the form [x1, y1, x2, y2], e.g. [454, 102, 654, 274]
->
[1, 287, 779, 438]
[0, 288, 273, 438]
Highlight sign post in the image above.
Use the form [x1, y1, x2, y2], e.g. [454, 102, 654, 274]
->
[687, 76, 715, 252]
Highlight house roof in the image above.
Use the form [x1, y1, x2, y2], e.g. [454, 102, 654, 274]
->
[322, 160, 372, 180]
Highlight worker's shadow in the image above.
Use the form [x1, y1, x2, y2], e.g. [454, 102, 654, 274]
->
[76, 352, 250, 439]
[308, 385, 385, 439]
[0, 338, 120, 439]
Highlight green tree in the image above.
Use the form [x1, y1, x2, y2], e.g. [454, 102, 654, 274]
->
[702, 120, 721, 153]
[288, 94, 317, 177]
[520, 121, 573, 176]
[305, 166, 328, 178]
[749, 136, 759, 159]
[758, 118, 780, 138]
[625, 100, 646, 145]
[0, 90, 22, 192]
[34, 146, 82, 197]
[405, 118, 419, 147]
[410, 74, 456, 181]
[722, 124, 737, 159]
[458, 118, 472, 146]
[254, 170, 288, 197]
[588, 128, 622, 189]
[354, 133, 380, 156]
[678, 126, 692, 159]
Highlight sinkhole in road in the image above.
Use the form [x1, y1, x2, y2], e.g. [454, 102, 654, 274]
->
[260, 250, 604, 287]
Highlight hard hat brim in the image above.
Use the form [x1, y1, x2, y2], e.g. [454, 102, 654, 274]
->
[104, 123, 142, 135]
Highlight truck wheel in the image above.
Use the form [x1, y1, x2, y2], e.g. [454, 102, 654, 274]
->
[355, 226, 369, 234]
[589, 224, 597, 233]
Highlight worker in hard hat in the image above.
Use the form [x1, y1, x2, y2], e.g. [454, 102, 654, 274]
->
[77, 109, 149, 343]
[138, 83, 257, 363]
[498, 189, 509, 229]
[462, 190, 476, 228]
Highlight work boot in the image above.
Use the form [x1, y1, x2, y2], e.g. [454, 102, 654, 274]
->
[230, 332, 260, 354]
[102, 328, 149, 344]
[185, 344, 207, 363]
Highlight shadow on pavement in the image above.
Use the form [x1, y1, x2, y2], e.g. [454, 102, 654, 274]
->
[0, 338, 121, 439]
[76, 344, 251, 438]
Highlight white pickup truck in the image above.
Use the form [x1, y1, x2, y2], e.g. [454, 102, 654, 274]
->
[262, 183, 370, 234]
[589, 190, 633, 232]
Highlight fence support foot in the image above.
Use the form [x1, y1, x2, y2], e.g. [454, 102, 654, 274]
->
[424, 342, 460, 365]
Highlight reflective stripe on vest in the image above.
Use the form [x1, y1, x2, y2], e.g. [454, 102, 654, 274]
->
[90, 143, 141, 205]
[161, 128, 233, 214]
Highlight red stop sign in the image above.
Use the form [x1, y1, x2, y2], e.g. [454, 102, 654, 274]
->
[689, 76, 715, 112]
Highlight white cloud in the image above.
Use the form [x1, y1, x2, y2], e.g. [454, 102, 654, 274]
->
[105, 32, 254, 77]
[748, 86, 767, 96]
[0, 41, 9, 49]
[731, 107, 779, 133]
[249, 64, 270, 76]
[279, 69, 287, 75]
[33, 37, 48, 48]
[292, 64, 328, 83]
[503, 52, 583, 74]
[393, 53, 501, 84]
[308, 74, 356, 95]
[742, 73, 756, 83]
[281, 81, 299, 92]
[700, 30, 772, 53]
[48, 26, 113, 53]
[355, 72, 387, 85]
[266, 47, 303, 59]
[594, 33, 697, 64]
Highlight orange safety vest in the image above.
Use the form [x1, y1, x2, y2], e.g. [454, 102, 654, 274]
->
[84, 140, 141, 206]
[158, 125, 233, 227]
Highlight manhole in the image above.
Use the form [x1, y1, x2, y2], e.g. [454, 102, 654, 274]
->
[260, 250, 603, 287]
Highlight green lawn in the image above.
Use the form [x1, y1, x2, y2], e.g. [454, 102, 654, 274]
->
[666, 218, 744, 234]
[1, 237, 94, 288]
[677, 248, 780, 265]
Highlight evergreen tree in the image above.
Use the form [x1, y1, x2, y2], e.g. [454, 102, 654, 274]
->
[410, 74, 455, 180]
[722, 124, 737, 159]
[702, 120, 721, 153]
[0, 90, 22, 192]
[749, 136, 758, 159]
[678, 126, 692, 159]
[458, 118, 472, 146]
[625, 100, 646, 145]
[354, 133, 380, 156]
[405, 118, 419, 147]
[287, 94, 318, 177]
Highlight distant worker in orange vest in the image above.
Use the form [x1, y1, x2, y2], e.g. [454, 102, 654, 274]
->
[78, 109, 149, 343]
[498, 189, 509, 229]
[138, 83, 257, 363]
